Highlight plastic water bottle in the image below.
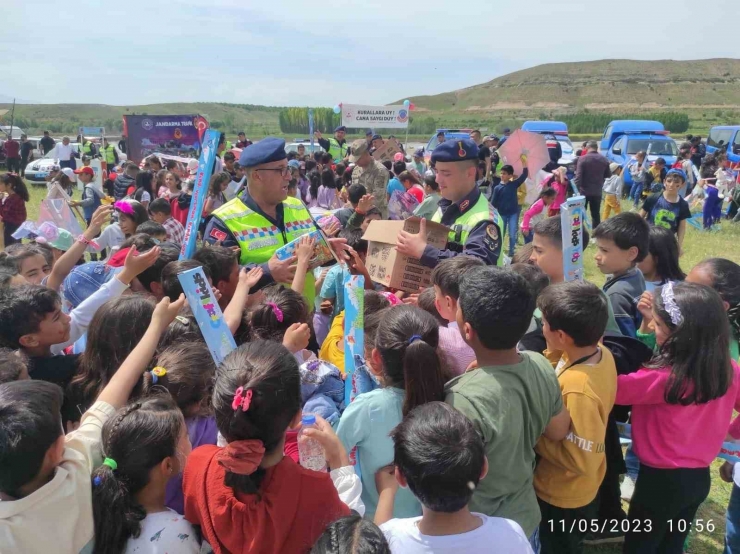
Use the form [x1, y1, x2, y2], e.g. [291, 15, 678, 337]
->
[298, 414, 327, 472]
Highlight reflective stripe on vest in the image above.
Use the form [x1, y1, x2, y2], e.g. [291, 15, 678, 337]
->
[102, 145, 116, 164]
[432, 193, 503, 266]
[212, 196, 317, 304]
[327, 138, 348, 161]
[81, 142, 92, 155]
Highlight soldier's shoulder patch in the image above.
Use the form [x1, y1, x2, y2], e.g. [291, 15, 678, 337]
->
[210, 228, 227, 242]
[485, 224, 499, 241]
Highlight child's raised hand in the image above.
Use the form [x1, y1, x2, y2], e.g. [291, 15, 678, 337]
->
[240, 266, 263, 289]
[347, 248, 367, 276]
[120, 245, 160, 284]
[300, 414, 350, 470]
[88, 205, 113, 235]
[637, 291, 654, 323]
[152, 294, 187, 329]
[283, 322, 310, 353]
[374, 464, 399, 494]
[357, 194, 375, 214]
[295, 235, 316, 265]
[322, 219, 341, 238]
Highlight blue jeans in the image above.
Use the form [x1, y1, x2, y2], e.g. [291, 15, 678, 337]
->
[630, 181, 644, 205]
[529, 526, 541, 554]
[501, 211, 520, 257]
[726, 482, 740, 553]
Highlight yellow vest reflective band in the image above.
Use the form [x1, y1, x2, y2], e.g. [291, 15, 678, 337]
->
[327, 138, 348, 162]
[432, 192, 504, 266]
[102, 145, 116, 164]
[212, 196, 317, 304]
[81, 142, 92, 156]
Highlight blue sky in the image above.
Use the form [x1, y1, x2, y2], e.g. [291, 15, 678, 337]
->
[2, 0, 738, 106]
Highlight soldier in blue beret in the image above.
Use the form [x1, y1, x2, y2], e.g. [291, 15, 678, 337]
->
[203, 137, 348, 302]
[396, 138, 504, 267]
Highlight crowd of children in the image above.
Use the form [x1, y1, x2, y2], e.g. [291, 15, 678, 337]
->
[2, 135, 740, 554]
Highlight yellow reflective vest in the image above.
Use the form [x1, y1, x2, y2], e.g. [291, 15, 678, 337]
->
[327, 138, 348, 162]
[212, 195, 317, 304]
[431, 191, 504, 266]
[101, 145, 117, 165]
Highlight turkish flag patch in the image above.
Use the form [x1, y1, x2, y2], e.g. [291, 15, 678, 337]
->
[209, 228, 227, 241]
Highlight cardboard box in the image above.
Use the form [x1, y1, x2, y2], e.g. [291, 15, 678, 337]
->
[372, 138, 402, 163]
[361, 217, 449, 293]
[275, 229, 334, 270]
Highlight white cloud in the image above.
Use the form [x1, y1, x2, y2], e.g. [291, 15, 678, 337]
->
[2, 0, 738, 106]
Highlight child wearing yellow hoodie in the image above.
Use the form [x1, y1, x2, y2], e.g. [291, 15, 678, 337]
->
[535, 280, 617, 554]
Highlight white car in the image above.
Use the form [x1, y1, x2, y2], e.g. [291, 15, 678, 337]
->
[24, 142, 126, 185]
[24, 143, 85, 185]
[285, 140, 324, 155]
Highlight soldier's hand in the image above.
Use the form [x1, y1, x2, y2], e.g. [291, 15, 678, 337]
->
[267, 253, 297, 284]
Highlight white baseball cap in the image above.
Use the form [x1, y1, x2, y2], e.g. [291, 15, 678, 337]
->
[61, 168, 77, 182]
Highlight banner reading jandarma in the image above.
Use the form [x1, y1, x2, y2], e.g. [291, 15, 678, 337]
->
[341, 104, 409, 129]
[122, 114, 209, 164]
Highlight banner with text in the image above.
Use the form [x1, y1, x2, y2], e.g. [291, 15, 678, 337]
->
[122, 114, 207, 164]
[179, 129, 219, 260]
[341, 104, 409, 129]
[561, 196, 585, 282]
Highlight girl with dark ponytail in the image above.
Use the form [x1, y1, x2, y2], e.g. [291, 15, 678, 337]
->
[182, 340, 360, 554]
[337, 305, 447, 522]
[91, 395, 198, 554]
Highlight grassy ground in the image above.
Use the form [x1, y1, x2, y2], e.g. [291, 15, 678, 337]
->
[17, 180, 740, 552]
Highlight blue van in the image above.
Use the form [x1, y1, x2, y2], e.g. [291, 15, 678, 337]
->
[521, 121, 574, 164]
[706, 126, 740, 163]
[600, 120, 678, 186]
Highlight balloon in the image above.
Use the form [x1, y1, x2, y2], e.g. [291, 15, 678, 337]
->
[333, 105, 341, 114]
[409, 102, 416, 111]
[403, 99, 410, 107]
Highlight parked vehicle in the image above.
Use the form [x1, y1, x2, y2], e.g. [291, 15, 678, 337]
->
[521, 121, 575, 164]
[601, 120, 677, 186]
[423, 129, 473, 161]
[706, 126, 740, 163]
[285, 139, 325, 155]
[23, 142, 81, 185]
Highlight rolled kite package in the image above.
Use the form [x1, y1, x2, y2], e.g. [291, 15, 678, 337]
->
[275, 229, 334, 270]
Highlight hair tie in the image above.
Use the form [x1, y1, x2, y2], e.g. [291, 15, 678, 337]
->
[93, 476, 103, 487]
[660, 282, 683, 326]
[102, 457, 118, 471]
[175, 315, 189, 325]
[266, 302, 284, 322]
[408, 335, 423, 345]
[215, 439, 266, 475]
[150, 366, 166, 384]
[232, 386, 253, 412]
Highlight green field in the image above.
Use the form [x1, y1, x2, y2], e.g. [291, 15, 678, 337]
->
[15, 181, 740, 552]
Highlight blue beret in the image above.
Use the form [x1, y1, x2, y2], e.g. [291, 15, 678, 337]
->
[238, 137, 286, 168]
[334, 125, 347, 133]
[431, 138, 479, 164]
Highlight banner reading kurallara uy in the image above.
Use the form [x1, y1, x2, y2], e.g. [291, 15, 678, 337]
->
[341, 104, 409, 129]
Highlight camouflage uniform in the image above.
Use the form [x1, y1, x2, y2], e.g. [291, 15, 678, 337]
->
[351, 159, 390, 216]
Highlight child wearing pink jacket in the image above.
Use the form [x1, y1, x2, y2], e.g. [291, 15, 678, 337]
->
[521, 188, 557, 243]
[617, 281, 740, 553]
